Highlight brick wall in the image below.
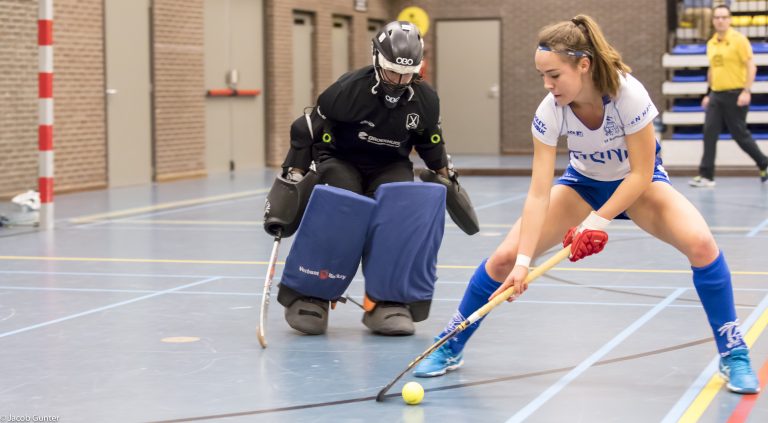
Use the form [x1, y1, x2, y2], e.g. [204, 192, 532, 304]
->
[393, 0, 667, 153]
[54, 0, 106, 192]
[153, 0, 206, 180]
[0, 0, 107, 198]
[0, 1, 669, 197]
[264, 0, 393, 166]
[0, 0, 38, 198]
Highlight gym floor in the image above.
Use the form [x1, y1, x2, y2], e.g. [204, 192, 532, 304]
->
[1, 156, 766, 423]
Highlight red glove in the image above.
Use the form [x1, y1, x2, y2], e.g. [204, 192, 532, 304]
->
[562, 212, 610, 262]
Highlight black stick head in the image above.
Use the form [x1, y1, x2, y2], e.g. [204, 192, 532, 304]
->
[375, 388, 389, 402]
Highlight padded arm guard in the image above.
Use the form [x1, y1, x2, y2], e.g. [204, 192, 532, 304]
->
[419, 169, 479, 235]
[281, 112, 323, 171]
[263, 170, 321, 238]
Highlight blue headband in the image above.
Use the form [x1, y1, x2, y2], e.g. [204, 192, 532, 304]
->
[537, 44, 592, 58]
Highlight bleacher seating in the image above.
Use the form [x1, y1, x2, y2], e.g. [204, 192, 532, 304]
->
[660, 0, 768, 168]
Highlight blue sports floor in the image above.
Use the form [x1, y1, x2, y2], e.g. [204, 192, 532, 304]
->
[0, 160, 767, 422]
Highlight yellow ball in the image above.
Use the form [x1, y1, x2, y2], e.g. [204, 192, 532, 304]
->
[401, 381, 424, 405]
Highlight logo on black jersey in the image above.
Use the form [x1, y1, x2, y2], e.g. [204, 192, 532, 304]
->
[358, 131, 402, 147]
[406, 113, 419, 130]
[385, 94, 401, 104]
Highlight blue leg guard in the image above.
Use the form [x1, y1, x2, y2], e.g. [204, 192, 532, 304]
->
[692, 251, 747, 355]
[280, 185, 376, 301]
[439, 259, 501, 354]
[362, 182, 446, 321]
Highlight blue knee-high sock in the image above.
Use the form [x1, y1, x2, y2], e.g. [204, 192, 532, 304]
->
[439, 259, 502, 354]
[692, 251, 746, 356]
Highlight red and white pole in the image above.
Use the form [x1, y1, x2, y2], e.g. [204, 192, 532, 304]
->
[38, 0, 54, 229]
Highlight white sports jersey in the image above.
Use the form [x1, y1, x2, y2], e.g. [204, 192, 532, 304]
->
[531, 74, 658, 181]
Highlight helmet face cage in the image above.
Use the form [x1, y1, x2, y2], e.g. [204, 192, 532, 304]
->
[372, 21, 424, 89]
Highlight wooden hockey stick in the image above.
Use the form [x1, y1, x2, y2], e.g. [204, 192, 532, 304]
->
[375, 245, 571, 401]
[257, 231, 282, 348]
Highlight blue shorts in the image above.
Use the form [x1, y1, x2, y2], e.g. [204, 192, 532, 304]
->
[555, 159, 671, 220]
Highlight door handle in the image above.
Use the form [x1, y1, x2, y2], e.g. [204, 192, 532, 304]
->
[488, 84, 499, 99]
[227, 69, 239, 89]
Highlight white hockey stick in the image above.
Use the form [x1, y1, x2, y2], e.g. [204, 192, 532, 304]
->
[257, 232, 282, 348]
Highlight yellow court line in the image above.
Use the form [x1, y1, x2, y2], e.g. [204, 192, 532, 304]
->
[676, 304, 768, 423]
[69, 189, 269, 224]
[1, 255, 767, 276]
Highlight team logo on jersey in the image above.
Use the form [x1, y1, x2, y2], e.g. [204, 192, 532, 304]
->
[604, 115, 619, 139]
[603, 116, 616, 136]
[602, 115, 625, 144]
[533, 114, 547, 135]
[385, 94, 401, 104]
[406, 113, 420, 130]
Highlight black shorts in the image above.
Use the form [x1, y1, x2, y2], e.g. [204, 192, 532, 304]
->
[316, 157, 414, 197]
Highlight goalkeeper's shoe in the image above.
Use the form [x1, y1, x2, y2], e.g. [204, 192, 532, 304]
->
[719, 347, 760, 394]
[413, 338, 464, 378]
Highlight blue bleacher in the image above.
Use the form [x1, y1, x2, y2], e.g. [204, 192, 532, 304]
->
[752, 42, 768, 54]
[671, 72, 768, 82]
[671, 99, 704, 112]
[671, 69, 707, 82]
[671, 132, 768, 140]
[672, 124, 768, 140]
[671, 97, 768, 112]
[671, 42, 768, 55]
[671, 44, 707, 55]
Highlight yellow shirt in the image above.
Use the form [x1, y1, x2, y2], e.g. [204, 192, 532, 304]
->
[707, 28, 753, 91]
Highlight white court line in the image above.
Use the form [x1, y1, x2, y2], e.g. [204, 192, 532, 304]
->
[0, 276, 220, 339]
[506, 288, 686, 423]
[0, 270, 257, 279]
[660, 291, 768, 423]
[2, 270, 768, 291]
[1, 284, 743, 310]
[474, 193, 528, 211]
[76, 194, 264, 229]
[746, 217, 768, 237]
[73, 225, 267, 233]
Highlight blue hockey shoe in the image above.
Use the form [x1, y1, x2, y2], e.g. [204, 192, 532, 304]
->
[413, 338, 464, 378]
[719, 347, 760, 394]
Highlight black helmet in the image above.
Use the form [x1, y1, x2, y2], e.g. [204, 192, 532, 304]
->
[372, 21, 424, 76]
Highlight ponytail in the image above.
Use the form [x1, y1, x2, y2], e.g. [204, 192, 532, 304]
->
[538, 14, 631, 97]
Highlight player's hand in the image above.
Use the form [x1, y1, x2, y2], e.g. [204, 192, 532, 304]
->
[701, 95, 710, 109]
[737, 90, 751, 107]
[489, 264, 529, 303]
[563, 211, 610, 262]
[285, 167, 306, 183]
